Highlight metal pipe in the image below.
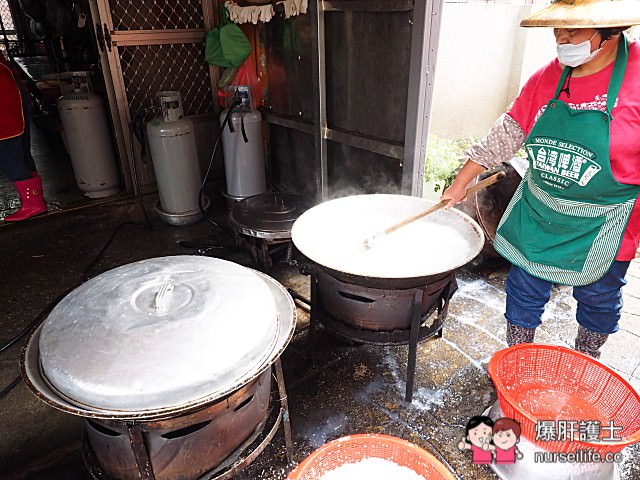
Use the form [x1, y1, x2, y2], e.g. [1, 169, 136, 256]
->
[263, 111, 404, 160]
[325, 127, 403, 160]
[402, 0, 444, 196]
[310, 0, 328, 201]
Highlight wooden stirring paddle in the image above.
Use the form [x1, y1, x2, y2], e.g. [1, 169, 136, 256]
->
[362, 171, 506, 251]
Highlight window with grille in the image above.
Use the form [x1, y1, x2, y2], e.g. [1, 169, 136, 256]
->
[0, 0, 16, 40]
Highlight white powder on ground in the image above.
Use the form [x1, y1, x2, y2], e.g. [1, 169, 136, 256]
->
[319, 458, 426, 480]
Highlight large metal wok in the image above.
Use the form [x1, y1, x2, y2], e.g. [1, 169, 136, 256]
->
[21, 256, 297, 480]
[291, 194, 484, 286]
[292, 194, 484, 402]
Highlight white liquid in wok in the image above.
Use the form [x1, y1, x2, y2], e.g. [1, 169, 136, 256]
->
[292, 195, 483, 279]
[319, 457, 426, 480]
[308, 215, 476, 278]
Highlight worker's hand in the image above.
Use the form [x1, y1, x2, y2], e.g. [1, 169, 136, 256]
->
[440, 182, 468, 208]
[439, 160, 486, 208]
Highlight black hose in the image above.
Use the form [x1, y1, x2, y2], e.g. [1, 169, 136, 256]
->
[0, 282, 72, 355]
[0, 375, 22, 401]
[128, 109, 156, 229]
[0, 318, 37, 354]
[82, 221, 149, 280]
[198, 100, 241, 229]
[0, 284, 76, 398]
[177, 240, 241, 256]
[82, 110, 157, 278]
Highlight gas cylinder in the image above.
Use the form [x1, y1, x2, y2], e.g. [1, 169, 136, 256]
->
[146, 91, 206, 225]
[57, 72, 120, 198]
[220, 86, 266, 201]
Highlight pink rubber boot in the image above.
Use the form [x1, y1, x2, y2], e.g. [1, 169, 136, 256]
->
[4, 176, 47, 221]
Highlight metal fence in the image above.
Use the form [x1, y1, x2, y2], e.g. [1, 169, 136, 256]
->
[0, 0, 16, 39]
[119, 42, 214, 117]
[110, 0, 205, 31]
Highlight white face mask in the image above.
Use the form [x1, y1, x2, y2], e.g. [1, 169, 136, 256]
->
[557, 33, 603, 67]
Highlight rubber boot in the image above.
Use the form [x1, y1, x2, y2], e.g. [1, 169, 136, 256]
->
[506, 321, 536, 346]
[4, 176, 47, 222]
[574, 325, 609, 359]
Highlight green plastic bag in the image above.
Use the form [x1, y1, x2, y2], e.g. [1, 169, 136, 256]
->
[205, 4, 252, 68]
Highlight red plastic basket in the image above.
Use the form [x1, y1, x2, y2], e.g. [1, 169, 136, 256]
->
[287, 434, 455, 480]
[488, 344, 640, 454]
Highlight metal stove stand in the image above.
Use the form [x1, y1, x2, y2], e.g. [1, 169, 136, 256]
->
[82, 359, 293, 480]
[228, 193, 312, 271]
[232, 232, 294, 271]
[303, 265, 457, 403]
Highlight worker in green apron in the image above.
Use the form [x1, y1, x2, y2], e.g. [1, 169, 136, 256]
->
[441, 0, 640, 359]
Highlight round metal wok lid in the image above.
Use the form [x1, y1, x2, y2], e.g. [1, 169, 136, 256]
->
[291, 194, 484, 279]
[22, 256, 296, 419]
[229, 192, 312, 239]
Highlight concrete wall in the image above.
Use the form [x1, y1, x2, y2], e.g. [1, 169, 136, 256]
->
[430, 3, 556, 141]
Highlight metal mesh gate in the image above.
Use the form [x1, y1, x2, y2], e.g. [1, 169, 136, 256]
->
[0, 0, 16, 39]
[91, 0, 217, 189]
[109, 0, 214, 119]
[119, 43, 214, 118]
[110, 0, 205, 31]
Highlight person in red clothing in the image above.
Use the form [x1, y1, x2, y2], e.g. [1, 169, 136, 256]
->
[0, 51, 47, 221]
[441, 0, 640, 358]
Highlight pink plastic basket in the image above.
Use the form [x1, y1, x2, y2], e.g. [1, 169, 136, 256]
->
[287, 434, 455, 480]
[488, 344, 640, 454]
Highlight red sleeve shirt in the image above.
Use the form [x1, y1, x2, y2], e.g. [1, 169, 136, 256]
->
[0, 59, 25, 141]
[508, 40, 640, 261]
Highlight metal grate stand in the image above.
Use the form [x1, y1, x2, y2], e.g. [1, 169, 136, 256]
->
[307, 266, 456, 402]
[232, 232, 295, 272]
[82, 359, 293, 480]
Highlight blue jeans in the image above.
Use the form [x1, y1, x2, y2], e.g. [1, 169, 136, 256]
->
[505, 262, 630, 335]
[0, 131, 35, 181]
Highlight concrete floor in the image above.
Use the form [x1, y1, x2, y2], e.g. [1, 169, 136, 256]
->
[0, 189, 640, 480]
[0, 120, 95, 220]
[1, 185, 640, 480]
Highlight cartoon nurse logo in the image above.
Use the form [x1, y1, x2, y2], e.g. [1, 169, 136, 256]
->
[458, 416, 494, 465]
[458, 415, 523, 465]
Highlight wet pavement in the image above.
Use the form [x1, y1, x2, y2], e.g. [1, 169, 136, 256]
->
[1, 189, 640, 479]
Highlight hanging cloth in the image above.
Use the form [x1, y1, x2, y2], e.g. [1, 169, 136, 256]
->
[205, 3, 252, 68]
[494, 36, 640, 286]
[224, 0, 308, 24]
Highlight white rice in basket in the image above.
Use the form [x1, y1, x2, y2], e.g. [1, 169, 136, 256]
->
[319, 457, 426, 480]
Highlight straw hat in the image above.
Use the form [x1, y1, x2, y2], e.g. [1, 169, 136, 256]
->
[520, 0, 640, 28]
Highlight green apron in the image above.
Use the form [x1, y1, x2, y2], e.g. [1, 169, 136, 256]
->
[494, 36, 640, 286]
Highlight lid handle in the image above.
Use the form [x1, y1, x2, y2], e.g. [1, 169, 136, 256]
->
[154, 281, 175, 313]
